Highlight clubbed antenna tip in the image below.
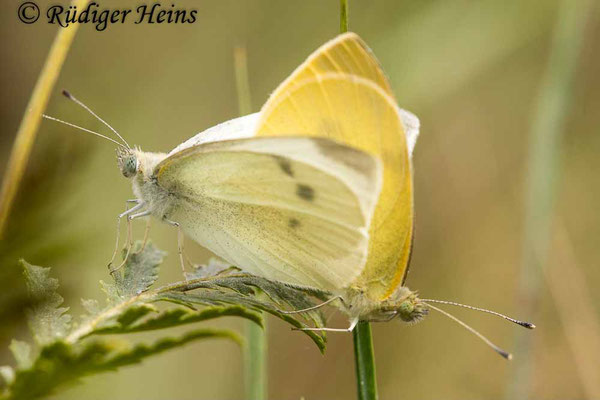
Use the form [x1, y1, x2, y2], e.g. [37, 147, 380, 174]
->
[62, 89, 72, 99]
[520, 321, 536, 329]
[421, 298, 536, 330]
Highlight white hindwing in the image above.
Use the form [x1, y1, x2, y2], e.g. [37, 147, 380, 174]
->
[155, 136, 382, 291]
[168, 113, 260, 157]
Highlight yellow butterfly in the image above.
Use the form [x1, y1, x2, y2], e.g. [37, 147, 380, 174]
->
[248, 33, 534, 359]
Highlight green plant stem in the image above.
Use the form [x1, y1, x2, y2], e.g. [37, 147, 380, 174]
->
[245, 321, 266, 399]
[233, 45, 267, 400]
[353, 322, 378, 400]
[340, 0, 349, 33]
[0, 0, 89, 239]
[339, 3, 378, 399]
[508, 0, 592, 398]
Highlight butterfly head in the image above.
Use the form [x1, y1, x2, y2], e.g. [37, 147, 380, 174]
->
[117, 147, 138, 178]
[368, 286, 428, 323]
[394, 291, 428, 323]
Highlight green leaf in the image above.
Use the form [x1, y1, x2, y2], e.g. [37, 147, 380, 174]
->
[157, 274, 332, 353]
[80, 304, 158, 337]
[3, 330, 240, 400]
[98, 328, 242, 368]
[169, 274, 329, 321]
[20, 261, 71, 345]
[91, 305, 263, 335]
[111, 242, 165, 298]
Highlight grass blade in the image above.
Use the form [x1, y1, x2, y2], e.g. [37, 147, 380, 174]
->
[0, 0, 89, 238]
[234, 45, 267, 400]
[340, 0, 349, 33]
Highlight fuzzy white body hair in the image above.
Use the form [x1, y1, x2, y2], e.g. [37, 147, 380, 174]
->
[131, 150, 172, 219]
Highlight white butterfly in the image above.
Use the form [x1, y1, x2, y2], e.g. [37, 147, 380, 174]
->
[44, 91, 383, 294]
[119, 134, 383, 293]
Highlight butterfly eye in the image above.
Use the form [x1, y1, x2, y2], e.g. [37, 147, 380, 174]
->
[397, 300, 415, 321]
[121, 156, 137, 178]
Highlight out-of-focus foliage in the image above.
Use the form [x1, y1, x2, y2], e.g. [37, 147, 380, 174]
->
[22, 260, 72, 345]
[0, 244, 244, 400]
[0, 142, 91, 347]
[0, 242, 330, 399]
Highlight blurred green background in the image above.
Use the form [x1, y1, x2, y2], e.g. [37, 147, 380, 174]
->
[1, 0, 599, 399]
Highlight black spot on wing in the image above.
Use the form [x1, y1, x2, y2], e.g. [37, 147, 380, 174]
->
[272, 155, 294, 177]
[288, 218, 301, 229]
[296, 184, 315, 202]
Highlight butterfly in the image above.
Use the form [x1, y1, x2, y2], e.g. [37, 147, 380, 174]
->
[45, 32, 533, 359]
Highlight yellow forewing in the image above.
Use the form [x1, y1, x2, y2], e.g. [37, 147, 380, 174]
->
[255, 33, 414, 301]
[271, 32, 394, 98]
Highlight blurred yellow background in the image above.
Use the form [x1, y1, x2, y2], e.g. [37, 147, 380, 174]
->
[1, 0, 599, 399]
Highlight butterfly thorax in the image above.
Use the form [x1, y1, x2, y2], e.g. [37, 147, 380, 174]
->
[118, 149, 172, 219]
[344, 286, 427, 323]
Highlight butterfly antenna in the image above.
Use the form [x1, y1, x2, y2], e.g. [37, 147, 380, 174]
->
[42, 114, 127, 148]
[424, 302, 513, 360]
[61, 90, 131, 149]
[421, 299, 535, 329]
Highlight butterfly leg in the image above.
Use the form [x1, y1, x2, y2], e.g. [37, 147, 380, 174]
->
[109, 210, 150, 275]
[278, 296, 342, 314]
[108, 201, 145, 270]
[293, 317, 359, 333]
[163, 218, 189, 274]
[133, 218, 152, 255]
